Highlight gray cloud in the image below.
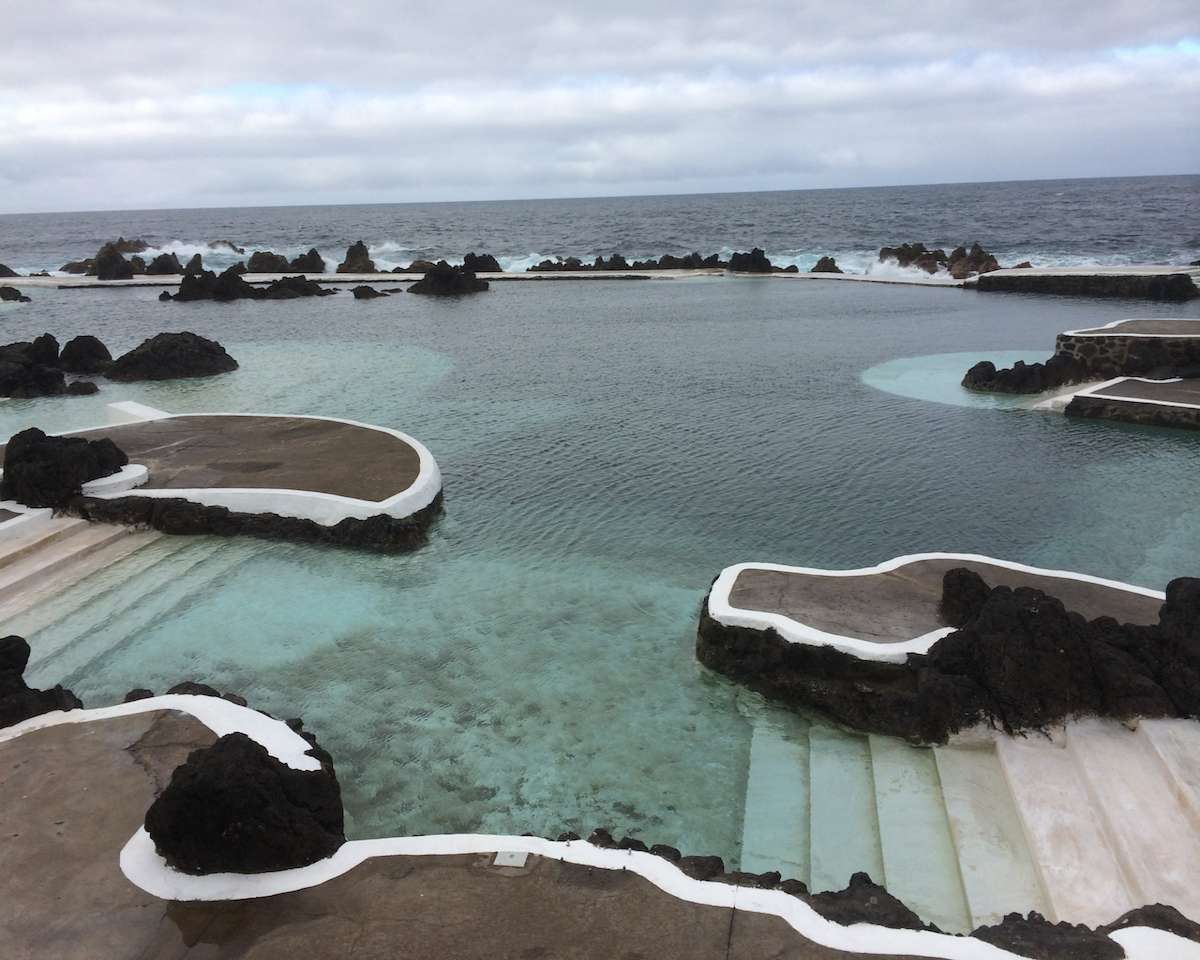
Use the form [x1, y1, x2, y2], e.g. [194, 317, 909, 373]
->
[0, 0, 1197, 212]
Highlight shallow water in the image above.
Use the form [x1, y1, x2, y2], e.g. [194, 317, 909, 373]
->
[2, 279, 1198, 875]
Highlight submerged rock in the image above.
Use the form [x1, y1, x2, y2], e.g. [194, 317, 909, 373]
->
[289, 248, 325, 273]
[336, 240, 376, 274]
[0, 263, 18, 278]
[1, 285, 31, 303]
[462, 252, 501, 273]
[408, 261, 489, 295]
[208, 239, 245, 255]
[262, 275, 336, 299]
[0, 636, 82, 729]
[352, 285, 389, 299]
[0, 427, 127, 508]
[246, 250, 291, 273]
[107, 331, 238, 382]
[811, 256, 842, 274]
[144, 731, 345, 874]
[93, 243, 135, 281]
[145, 253, 183, 276]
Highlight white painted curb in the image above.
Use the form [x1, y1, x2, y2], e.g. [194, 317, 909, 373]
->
[706, 554, 1164, 663]
[1070, 377, 1200, 412]
[81, 463, 149, 495]
[1060, 318, 1200, 339]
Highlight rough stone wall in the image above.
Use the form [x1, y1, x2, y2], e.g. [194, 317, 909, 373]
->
[1054, 333, 1200, 376]
[1065, 395, 1200, 430]
[975, 272, 1198, 301]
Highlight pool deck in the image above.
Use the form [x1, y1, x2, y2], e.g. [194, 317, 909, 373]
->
[707, 553, 1164, 661]
[1063, 317, 1200, 338]
[2, 699, 1189, 960]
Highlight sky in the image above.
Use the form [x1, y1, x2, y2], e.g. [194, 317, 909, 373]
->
[0, 0, 1198, 213]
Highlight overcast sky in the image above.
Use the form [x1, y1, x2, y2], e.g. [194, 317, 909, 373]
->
[1, 0, 1197, 213]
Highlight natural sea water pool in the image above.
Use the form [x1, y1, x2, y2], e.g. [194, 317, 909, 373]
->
[2, 278, 1197, 874]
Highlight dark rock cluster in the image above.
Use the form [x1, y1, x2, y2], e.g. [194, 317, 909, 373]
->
[145, 253, 184, 276]
[144, 731, 345, 874]
[698, 569, 1200, 743]
[962, 353, 1089, 394]
[336, 241, 376, 273]
[94, 242, 135, 281]
[0, 263, 19, 278]
[408, 261, 489, 295]
[878, 241, 1001, 277]
[106, 331, 238, 382]
[1, 427, 128, 508]
[167, 267, 336, 302]
[1, 285, 31, 303]
[462, 252, 501, 273]
[244, 249, 326, 273]
[61, 334, 113, 374]
[0, 334, 104, 398]
[0, 636, 82, 730]
[526, 250, 798, 273]
[810, 256, 842, 273]
[352, 285, 389, 299]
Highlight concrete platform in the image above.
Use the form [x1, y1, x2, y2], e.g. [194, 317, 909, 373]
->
[1065, 377, 1200, 430]
[707, 554, 1163, 661]
[1064, 317, 1200, 338]
[969, 266, 1200, 301]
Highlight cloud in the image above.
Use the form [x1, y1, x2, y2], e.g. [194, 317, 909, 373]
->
[0, 0, 1197, 212]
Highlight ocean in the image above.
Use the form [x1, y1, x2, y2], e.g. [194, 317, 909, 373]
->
[0, 174, 1197, 276]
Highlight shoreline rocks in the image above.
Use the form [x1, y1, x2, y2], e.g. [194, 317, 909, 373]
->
[247, 250, 291, 273]
[962, 353, 1089, 393]
[107, 331, 238, 382]
[408, 261, 488, 295]
[0, 636, 82, 730]
[352, 285, 389, 299]
[336, 241, 375, 274]
[168, 267, 336, 302]
[94, 243, 135, 281]
[462, 252, 501, 273]
[1, 427, 128, 508]
[145, 253, 183, 276]
[879, 241, 1002, 278]
[1, 285, 31, 303]
[0, 338, 66, 397]
[811, 256, 842, 274]
[289, 248, 325, 273]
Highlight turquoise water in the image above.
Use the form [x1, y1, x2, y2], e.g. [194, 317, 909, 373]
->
[2, 279, 1198, 876]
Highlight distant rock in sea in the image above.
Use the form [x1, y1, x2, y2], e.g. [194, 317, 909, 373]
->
[462, 252, 502, 273]
[336, 241, 376, 273]
[208, 239, 246, 254]
[811, 256, 842, 273]
[408, 261, 489, 295]
[107, 237, 149, 255]
[352, 285, 389, 299]
[145, 252, 184, 276]
[247, 250, 291, 273]
[167, 267, 336, 302]
[59, 259, 92, 274]
[183, 253, 205, 274]
[728, 248, 774, 273]
[93, 243, 135, 281]
[0, 263, 18, 278]
[392, 259, 437, 274]
[290, 248, 325, 273]
[946, 243, 1000, 279]
[0, 285, 31, 303]
[880, 241, 1002, 277]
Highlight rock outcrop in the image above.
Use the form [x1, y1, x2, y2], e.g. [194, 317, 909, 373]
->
[0, 636, 82, 729]
[0, 285, 31, 303]
[811, 256, 842, 274]
[879, 242, 948, 274]
[462, 252, 501, 273]
[336, 241, 375, 274]
[208, 240, 245, 254]
[183, 253, 205, 275]
[247, 251, 291, 273]
[352, 285, 389, 299]
[289, 248, 325, 273]
[961, 353, 1089, 394]
[393, 259, 437, 274]
[947, 243, 1000, 279]
[698, 569, 1200, 743]
[407, 261, 489, 295]
[144, 731, 345, 874]
[971, 912, 1122, 960]
[93, 243, 135, 281]
[59, 260, 93, 274]
[0, 340, 66, 397]
[108, 237, 148, 254]
[106, 331, 238, 382]
[0, 263, 18, 278]
[728, 248, 774, 273]
[171, 267, 259, 302]
[28, 333, 59, 366]
[145, 252, 183, 275]
[1, 427, 128, 508]
[262, 276, 336, 300]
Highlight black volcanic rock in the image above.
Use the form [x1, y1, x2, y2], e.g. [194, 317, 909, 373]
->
[94, 243, 135, 281]
[394, 259, 437, 274]
[247, 250, 291, 273]
[171, 266, 261, 302]
[129, 255, 147, 274]
[336, 240, 375, 274]
[262, 275, 336, 299]
[408, 260, 488, 295]
[728, 248, 774, 273]
[67, 380, 99, 396]
[879, 242, 949, 274]
[962, 353, 1089, 394]
[811, 256, 842, 273]
[108, 237, 148, 254]
[1, 427, 127, 508]
[289, 248, 325, 273]
[352, 285, 389, 299]
[939, 568, 992, 627]
[947, 242, 1000, 279]
[29, 333, 59, 366]
[971, 912, 1122, 960]
[0, 263, 18, 278]
[0, 635, 82, 729]
[0, 341, 65, 397]
[527, 256, 587, 272]
[145, 253, 184, 275]
[183, 253, 205, 275]
[59, 259, 92, 275]
[144, 731, 345, 874]
[808, 872, 936, 932]
[107, 332, 238, 382]
[0, 286, 31, 303]
[462, 252, 501, 273]
[594, 254, 630, 270]
[208, 239, 246, 255]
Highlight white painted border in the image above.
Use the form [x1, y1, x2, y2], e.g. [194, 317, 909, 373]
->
[80, 463, 148, 495]
[1070, 377, 1200, 412]
[0, 696, 1187, 960]
[1060, 317, 1200, 339]
[0, 501, 52, 537]
[3, 403, 442, 527]
[706, 554, 1165, 663]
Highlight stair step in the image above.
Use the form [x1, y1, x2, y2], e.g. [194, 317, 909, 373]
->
[933, 744, 1048, 929]
[996, 733, 1135, 926]
[0, 516, 89, 570]
[1068, 719, 1200, 920]
[0, 523, 135, 599]
[739, 716, 809, 882]
[1140, 718, 1200, 831]
[870, 736, 970, 932]
[808, 725, 884, 893]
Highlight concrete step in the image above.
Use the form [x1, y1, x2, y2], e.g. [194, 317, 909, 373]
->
[739, 716, 809, 882]
[933, 744, 1048, 929]
[1068, 719, 1200, 920]
[0, 522, 135, 601]
[996, 732, 1135, 926]
[0, 516, 90, 571]
[1140, 718, 1200, 831]
[869, 736, 970, 932]
[807, 725, 884, 893]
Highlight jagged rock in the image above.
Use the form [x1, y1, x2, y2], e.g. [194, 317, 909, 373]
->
[59, 259, 92, 274]
[728, 248, 774, 273]
[806, 872, 936, 931]
[811, 256, 842, 274]
[1101, 903, 1200, 943]
[61, 336, 113, 376]
[0, 635, 82, 729]
[1013, 260, 1033, 269]
[0, 263, 18, 278]
[939, 568, 991, 626]
[407, 261, 488, 295]
[107, 332, 238, 382]
[183, 253, 204, 275]
[462, 252, 501, 273]
[649, 844, 681, 861]
[0, 427, 127, 508]
[229, 262, 247, 275]
[0, 286, 31, 303]
[129, 256, 147, 274]
[144, 731, 345, 874]
[962, 352, 1089, 394]
[289, 248, 325, 273]
[94, 243, 134, 281]
[352, 285, 389, 299]
[28, 334, 59, 366]
[66, 380, 98, 396]
[158, 291, 172, 302]
[170, 266, 263, 302]
[0, 341, 66, 397]
[145, 253, 183, 276]
[594, 254, 630, 270]
[262, 276, 336, 300]
[879, 242, 948, 274]
[108, 237, 148, 254]
[392, 259, 437, 274]
[971, 911, 1121, 960]
[247, 251, 291, 273]
[336, 240, 375, 274]
[208, 240, 245, 254]
[166, 680, 222, 698]
[947, 243, 1000, 279]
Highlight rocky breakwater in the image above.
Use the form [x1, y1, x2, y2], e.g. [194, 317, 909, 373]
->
[408, 261, 489, 295]
[810, 256, 842, 273]
[975, 270, 1199, 301]
[164, 267, 336, 302]
[698, 568, 1200, 743]
[106, 331, 237, 381]
[879, 242, 1003, 278]
[1, 426, 127, 508]
[0, 636, 81, 729]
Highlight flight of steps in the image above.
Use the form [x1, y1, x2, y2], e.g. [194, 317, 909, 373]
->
[738, 713, 1200, 933]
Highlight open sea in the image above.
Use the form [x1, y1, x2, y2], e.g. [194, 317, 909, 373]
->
[1, 176, 1198, 928]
